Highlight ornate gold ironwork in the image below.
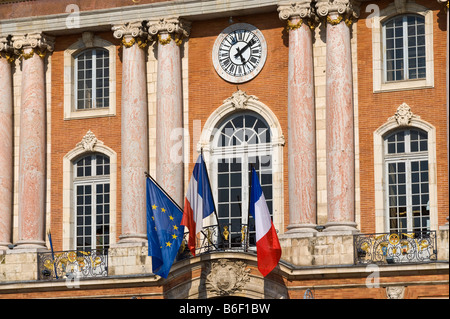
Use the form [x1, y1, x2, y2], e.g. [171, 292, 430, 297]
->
[223, 226, 229, 241]
[354, 231, 437, 265]
[37, 249, 108, 280]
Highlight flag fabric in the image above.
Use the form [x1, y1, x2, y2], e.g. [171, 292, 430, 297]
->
[249, 167, 281, 277]
[181, 154, 215, 256]
[146, 177, 185, 278]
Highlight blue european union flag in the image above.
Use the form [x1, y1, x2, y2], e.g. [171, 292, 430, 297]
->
[146, 177, 185, 278]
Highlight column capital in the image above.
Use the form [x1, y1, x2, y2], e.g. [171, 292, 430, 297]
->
[0, 36, 15, 63]
[112, 21, 149, 49]
[11, 33, 54, 60]
[315, 0, 360, 26]
[278, 1, 319, 30]
[147, 17, 191, 46]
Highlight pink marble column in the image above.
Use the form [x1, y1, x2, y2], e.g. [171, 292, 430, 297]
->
[113, 22, 149, 243]
[12, 33, 54, 249]
[316, 1, 359, 232]
[148, 18, 190, 206]
[0, 37, 14, 250]
[437, 0, 449, 229]
[278, 2, 318, 233]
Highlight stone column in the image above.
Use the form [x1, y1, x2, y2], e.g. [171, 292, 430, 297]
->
[0, 37, 14, 250]
[112, 22, 149, 244]
[12, 33, 54, 249]
[438, 0, 449, 229]
[278, 1, 318, 233]
[316, 0, 359, 232]
[147, 18, 190, 206]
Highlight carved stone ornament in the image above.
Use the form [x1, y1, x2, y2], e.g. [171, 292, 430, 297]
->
[204, 259, 251, 296]
[147, 17, 191, 44]
[0, 36, 14, 63]
[223, 90, 259, 110]
[112, 21, 148, 40]
[11, 33, 55, 56]
[315, 0, 360, 20]
[78, 130, 98, 152]
[389, 102, 420, 127]
[81, 32, 94, 48]
[278, 1, 316, 20]
[386, 286, 406, 299]
[0, 36, 12, 53]
[394, 0, 406, 13]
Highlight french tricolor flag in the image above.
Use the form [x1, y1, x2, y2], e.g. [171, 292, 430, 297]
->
[181, 154, 215, 256]
[249, 167, 281, 277]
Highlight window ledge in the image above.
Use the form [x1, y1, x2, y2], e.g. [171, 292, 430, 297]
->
[64, 108, 115, 120]
[374, 80, 433, 93]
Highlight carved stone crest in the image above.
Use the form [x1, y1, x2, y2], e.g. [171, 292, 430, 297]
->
[204, 259, 251, 296]
[223, 90, 259, 110]
[78, 130, 98, 152]
[386, 286, 405, 299]
[389, 102, 420, 127]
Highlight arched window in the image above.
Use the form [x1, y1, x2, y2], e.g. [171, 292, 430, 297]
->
[384, 129, 430, 233]
[73, 153, 110, 251]
[213, 112, 273, 247]
[382, 14, 426, 82]
[74, 48, 110, 110]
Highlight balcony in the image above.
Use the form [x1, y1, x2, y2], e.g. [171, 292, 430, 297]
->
[32, 228, 443, 281]
[177, 223, 255, 260]
[354, 230, 437, 265]
[37, 249, 108, 280]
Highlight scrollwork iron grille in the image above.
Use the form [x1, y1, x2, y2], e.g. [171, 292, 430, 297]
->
[37, 249, 108, 280]
[354, 231, 437, 265]
[176, 223, 255, 260]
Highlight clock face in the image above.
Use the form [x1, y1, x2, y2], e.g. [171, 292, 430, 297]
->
[212, 23, 267, 84]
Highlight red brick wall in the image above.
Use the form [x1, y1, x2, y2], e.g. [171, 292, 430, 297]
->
[357, 0, 449, 233]
[187, 12, 291, 231]
[0, 0, 171, 20]
[49, 32, 122, 250]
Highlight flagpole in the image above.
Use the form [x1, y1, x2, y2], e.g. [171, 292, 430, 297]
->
[247, 164, 256, 251]
[200, 148, 226, 246]
[47, 231, 59, 279]
[145, 172, 183, 211]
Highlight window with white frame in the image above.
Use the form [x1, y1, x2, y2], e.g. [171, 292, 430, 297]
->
[213, 112, 273, 248]
[372, 2, 434, 93]
[74, 48, 110, 110]
[74, 153, 110, 251]
[384, 129, 430, 233]
[383, 14, 426, 82]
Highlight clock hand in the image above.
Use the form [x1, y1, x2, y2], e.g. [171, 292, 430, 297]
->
[234, 38, 256, 60]
[235, 48, 246, 64]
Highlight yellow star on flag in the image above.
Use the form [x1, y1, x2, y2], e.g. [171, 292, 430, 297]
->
[166, 241, 172, 247]
[161, 208, 166, 213]
[173, 225, 178, 231]
[152, 204, 157, 210]
[169, 215, 174, 221]
[172, 234, 178, 240]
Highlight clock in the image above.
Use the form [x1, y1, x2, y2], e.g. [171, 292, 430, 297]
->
[212, 23, 267, 84]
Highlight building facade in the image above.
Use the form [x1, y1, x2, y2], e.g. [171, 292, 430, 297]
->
[0, 0, 448, 299]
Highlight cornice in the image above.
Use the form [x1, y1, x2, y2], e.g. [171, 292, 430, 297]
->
[0, 0, 276, 36]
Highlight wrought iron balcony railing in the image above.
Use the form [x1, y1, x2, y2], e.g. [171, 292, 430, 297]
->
[37, 249, 108, 280]
[354, 230, 437, 265]
[176, 223, 255, 260]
